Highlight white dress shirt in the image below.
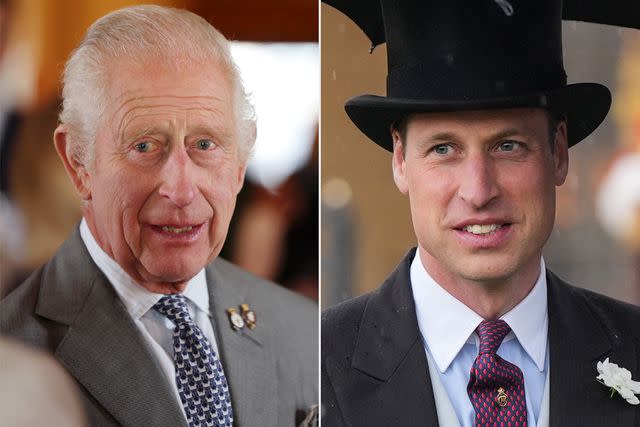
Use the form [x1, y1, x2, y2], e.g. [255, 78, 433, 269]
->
[410, 253, 549, 427]
[79, 219, 222, 418]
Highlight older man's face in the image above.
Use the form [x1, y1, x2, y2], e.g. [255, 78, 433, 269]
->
[82, 58, 245, 292]
[392, 108, 568, 290]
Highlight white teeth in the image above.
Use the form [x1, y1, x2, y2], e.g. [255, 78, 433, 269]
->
[463, 224, 503, 235]
[161, 226, 193, 234]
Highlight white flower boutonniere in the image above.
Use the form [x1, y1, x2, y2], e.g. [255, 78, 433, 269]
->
[596, 358, 640, 405]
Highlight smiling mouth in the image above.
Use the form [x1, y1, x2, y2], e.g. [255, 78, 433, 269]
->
[151, 223, 204, 236]
[161, 225, 194, 234]
[459, 223, 510, 235]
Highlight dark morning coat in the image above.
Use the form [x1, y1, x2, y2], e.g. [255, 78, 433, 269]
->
[322, 248, 640, 426]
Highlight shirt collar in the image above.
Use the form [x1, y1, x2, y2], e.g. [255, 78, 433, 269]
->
[501, 259, 548, 371]
[79, 218, 210, 320]
[410, 252, 548, 373]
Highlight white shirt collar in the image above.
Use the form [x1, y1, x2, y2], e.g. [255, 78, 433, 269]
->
[410, 252, 548, 373]
[79, 218, 210, 320]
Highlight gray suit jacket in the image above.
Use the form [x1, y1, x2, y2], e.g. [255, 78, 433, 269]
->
[0, 227, 318, 426]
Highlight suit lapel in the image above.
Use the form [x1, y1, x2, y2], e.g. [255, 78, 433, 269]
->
[328, 249, 439, 426]
[547, 271, 636, 427]
[36, 229, 186, 426]
[206, 261, 278, 427]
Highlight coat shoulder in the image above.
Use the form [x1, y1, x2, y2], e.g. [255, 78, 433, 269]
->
[211, 257, 317, 324]
[572, 284, 640, 338]
[550, 271, 640, 340]
[322, 291, 372, 358]
[1, 264, 42, 321]
[322, 249, 416, 358]
[0, 263, 66, 352]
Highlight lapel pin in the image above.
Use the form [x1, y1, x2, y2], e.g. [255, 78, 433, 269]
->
[495, 387, 508, 407]
[240, 303, 257, 329]
[226, 307, 245, 330]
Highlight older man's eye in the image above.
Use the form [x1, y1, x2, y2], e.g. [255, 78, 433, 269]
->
[196, 139, 215, 150]
[133, 141, 156, 153]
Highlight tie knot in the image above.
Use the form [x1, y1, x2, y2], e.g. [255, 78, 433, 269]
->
[153, 294, 193, 326]
[476, 319, 511, 354]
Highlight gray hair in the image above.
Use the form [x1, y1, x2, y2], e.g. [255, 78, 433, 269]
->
[59, 5, 256, 164]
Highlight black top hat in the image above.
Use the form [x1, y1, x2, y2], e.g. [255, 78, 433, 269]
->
[325, 0, 639, 151]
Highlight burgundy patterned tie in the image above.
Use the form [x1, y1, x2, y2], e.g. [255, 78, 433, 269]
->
[467, 319, 527, 427]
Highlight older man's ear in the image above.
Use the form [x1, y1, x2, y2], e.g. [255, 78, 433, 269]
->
[53, 125, 92, 201]
[235, 162, 248, 195]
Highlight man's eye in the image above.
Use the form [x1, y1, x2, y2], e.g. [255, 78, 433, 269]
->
[498, 140, 520, 152]
[134, 141, 156, 153]
[196, 139, 215, 150]
[433, 144, 452, 155]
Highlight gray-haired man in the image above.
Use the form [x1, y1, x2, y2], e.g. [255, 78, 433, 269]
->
[0, 6, 317, 426]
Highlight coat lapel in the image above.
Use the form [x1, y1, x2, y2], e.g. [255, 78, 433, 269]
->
[547, 271, 637, 427]
[206, 261, 278, 427]
[327, 249, 439, 426]
[36, 229, 186, 427]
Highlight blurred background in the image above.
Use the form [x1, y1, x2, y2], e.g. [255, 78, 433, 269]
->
[321, 4, 640, 309]
[0, 0, 318, 301]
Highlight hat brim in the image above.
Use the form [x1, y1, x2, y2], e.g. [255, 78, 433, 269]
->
[344, 83, 611, 151]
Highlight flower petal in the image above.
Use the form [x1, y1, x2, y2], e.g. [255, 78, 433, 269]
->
[628, 379, 640, 394]
[619, 387, 634, 400]
[626, 394, 640, 405]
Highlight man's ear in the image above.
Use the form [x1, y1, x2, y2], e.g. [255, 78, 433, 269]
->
[234, 127, 254, 195]
[235, 161, 247, 195]
[391, 130, 409, 194]
[553, 120, 569, 186]
[53, 125, 92, 200]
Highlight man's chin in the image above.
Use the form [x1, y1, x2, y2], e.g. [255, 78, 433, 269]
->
[454, 260, 524, 286]
[137, 281, 190, 294]
[135, 262, 203, 293]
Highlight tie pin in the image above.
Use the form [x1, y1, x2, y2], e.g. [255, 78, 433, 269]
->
[496, 387, 508, 407]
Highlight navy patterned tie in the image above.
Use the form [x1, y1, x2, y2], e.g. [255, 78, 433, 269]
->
[154, 294, 233, 427]
[467, 319, 527, 427]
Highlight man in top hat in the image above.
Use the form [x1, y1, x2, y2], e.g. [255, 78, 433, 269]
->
[321, 1, 640, 426]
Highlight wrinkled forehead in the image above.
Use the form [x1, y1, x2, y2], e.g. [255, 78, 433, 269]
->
[101, 56, 236, 130]
[109, 55, 233, 103]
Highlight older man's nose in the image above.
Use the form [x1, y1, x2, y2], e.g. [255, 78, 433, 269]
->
[158, 149, 196, 207]
[456, 154, 500, 209]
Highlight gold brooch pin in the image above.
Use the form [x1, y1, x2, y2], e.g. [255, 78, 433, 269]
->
[226, 307, 245, 330]
[496, 387, 508, 407]
[240, 303, 257, 329]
